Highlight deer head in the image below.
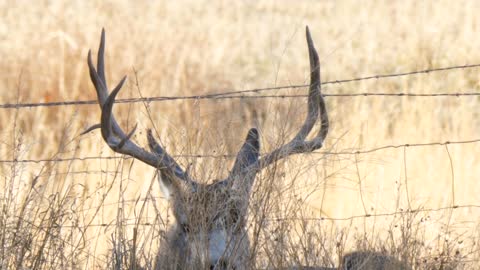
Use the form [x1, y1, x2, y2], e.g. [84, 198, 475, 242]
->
[85, 26, 328, 269]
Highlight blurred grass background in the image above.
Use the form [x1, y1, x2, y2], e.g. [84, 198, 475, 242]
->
[0, 0, 480, 268]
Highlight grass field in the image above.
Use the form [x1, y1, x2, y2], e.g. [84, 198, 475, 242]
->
[1, 1, 480, 269]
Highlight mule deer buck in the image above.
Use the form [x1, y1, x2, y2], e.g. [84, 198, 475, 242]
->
[86, 27, 328, 269]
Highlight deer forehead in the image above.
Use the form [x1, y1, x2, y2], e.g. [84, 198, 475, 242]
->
[184, 192, 239, 217]
[185, 183, 233, 203]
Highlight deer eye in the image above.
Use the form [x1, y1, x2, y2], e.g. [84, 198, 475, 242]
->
[181, 223, 191, 233]
[229, 207, 240, 224]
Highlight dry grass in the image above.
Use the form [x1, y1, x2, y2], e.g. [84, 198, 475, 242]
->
[0, 0, 479, 269]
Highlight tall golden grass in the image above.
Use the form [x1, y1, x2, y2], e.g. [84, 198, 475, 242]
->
[0, 0, 479, 269]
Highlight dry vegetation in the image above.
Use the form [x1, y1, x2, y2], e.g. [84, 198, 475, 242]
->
[0, 1, 479, 269]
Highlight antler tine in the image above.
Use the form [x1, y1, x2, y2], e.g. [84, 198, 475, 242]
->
[293, 26, 321, 142]
[97, 29, 107, 89]
[87, 29, 109, 107]
[87, 29, 194, 184]
[99, 76, 127, 147]
[252, 26, 329, 172]
[307, 26, 329, 146]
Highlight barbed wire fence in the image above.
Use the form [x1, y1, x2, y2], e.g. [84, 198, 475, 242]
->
[2, 62, 480, 259]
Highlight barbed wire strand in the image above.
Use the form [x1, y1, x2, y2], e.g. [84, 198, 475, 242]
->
[2, 92, 480, 110]
[2, 63, 480, 109]
[270, 204, 480, 222]
[2, 138, 479, 164]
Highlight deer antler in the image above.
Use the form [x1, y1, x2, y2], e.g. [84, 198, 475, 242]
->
[252, 26, 329, 172]
[226, 26, 328, 199]
[86, 29, 194, 185]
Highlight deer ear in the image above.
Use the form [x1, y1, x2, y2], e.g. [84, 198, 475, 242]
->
[157, 170, 185, 200]
[157, 170, 189, 225]
[229, 128, 260, 178]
